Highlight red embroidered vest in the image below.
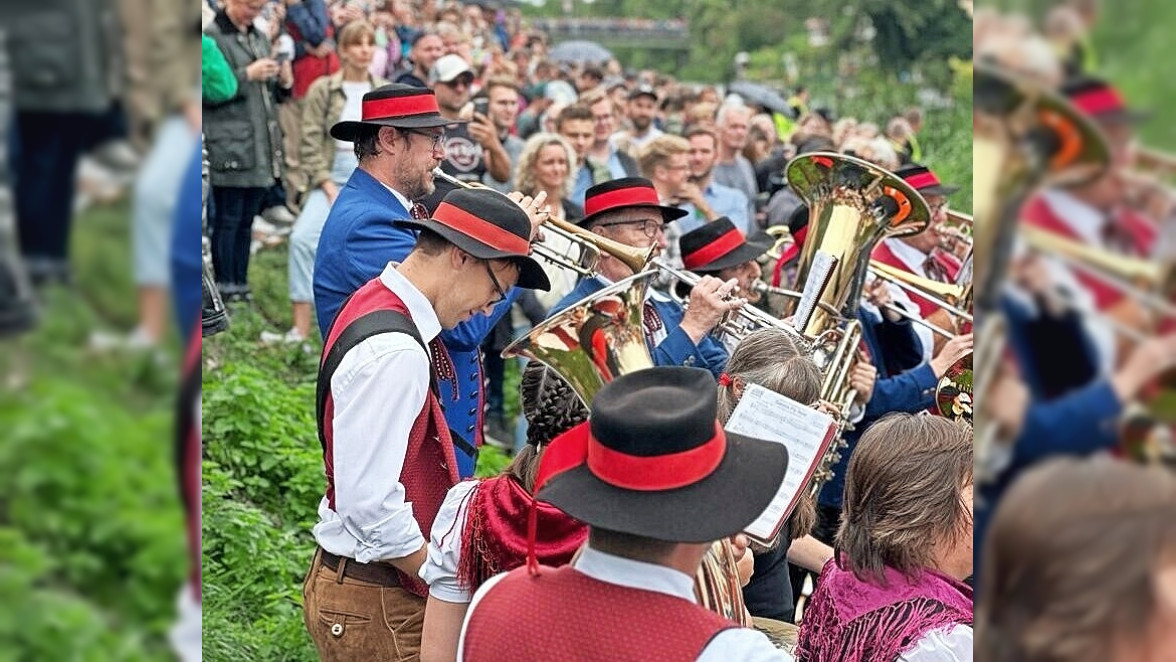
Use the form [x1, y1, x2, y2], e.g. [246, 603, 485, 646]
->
[462, 565, 738, 661]
[1022, 194, 1156, 312]
[319, 277, 459, 596]
[870, 241, 961, 318]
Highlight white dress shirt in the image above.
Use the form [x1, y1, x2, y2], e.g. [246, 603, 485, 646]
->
[879, 237, 943, 362]
[312, 263, 443, 563]
[457, 545, 795, 661]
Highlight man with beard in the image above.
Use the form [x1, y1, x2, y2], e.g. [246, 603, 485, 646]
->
[612, 84, 663, 157]
[314, 83, 548, 481]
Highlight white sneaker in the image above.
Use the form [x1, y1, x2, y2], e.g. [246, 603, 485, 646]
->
[260, 328, 307, 345]
[261, 205, 297, 227]
[89, 327, 158, 352]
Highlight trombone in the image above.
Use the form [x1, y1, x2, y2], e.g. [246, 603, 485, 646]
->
[431, 168, 653, 275]
[867, 261, 974, 322]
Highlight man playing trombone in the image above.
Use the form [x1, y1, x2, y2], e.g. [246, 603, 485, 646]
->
[548, 178, 740, 377]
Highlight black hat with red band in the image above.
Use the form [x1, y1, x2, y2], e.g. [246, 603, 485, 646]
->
[679, 217, 770, 273]
[330, 83, 467, 142]
[576, 177, 689, 228]
[1063, 76, 1148, 126]
[894, 163, 959, 197]
[533, 367, 788, 543]
[395, 188, 551, 291]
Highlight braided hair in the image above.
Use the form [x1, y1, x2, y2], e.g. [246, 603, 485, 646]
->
[505, 362, 590, 492]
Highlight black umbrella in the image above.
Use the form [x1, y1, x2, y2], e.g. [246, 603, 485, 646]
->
[728, 81, 794, 117]
[549, 40, 613, 64]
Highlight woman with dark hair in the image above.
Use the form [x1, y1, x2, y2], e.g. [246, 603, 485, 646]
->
[976, 457, 1176, 662]
[796, 414, 974, 662]
[419, 362, 589, 662]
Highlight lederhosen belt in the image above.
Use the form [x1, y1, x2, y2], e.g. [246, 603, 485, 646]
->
[318, 548, 402, 587]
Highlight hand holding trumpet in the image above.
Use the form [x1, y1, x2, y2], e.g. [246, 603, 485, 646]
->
[680, 277, 746, 344]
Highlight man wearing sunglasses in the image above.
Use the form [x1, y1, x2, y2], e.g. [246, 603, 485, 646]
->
[548, 178, 742, 378]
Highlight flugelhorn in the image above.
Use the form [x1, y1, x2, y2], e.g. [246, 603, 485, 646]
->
[431, 169, 652, 276]
[868, 261, 974, 322]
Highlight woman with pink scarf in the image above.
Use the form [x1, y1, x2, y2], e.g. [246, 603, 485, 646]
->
[797, 415, 973, 661]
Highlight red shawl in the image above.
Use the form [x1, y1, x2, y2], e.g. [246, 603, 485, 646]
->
[457, 476, 587, 592]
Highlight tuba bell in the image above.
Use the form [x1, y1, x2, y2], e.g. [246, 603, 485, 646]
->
[782, 152, 932, 418]
[501, 271, 656, 406]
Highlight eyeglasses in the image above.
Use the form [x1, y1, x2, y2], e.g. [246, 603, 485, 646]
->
[484, 260, 509, 306]
[403, 129, 446, 151]
[599, 218, 663, 238]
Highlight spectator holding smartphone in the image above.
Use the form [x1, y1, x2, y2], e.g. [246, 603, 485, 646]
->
[203, 0, 293, 303]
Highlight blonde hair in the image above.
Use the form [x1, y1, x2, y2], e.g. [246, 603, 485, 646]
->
[637, 134, 690, 178]
[514, 132, 577, 199]
[338, 20, 376, 50]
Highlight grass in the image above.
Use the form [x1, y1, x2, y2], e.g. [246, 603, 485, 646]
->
[0, 198, 186, 661]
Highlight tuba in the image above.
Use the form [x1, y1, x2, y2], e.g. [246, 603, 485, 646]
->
[783, 152, 932, 415]
[782, 153, 932, 492]
[502, 271, 656, 406]
[970, 64, 1110, 485]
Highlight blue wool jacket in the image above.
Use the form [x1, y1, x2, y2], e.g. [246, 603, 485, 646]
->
[819, 310, 938, 510]
[313, 168, 519, 478]
[549, 276, 729, 378]
[972, 298, 1122, 596]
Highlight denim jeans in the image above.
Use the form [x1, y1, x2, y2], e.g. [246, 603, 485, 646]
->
[133, 116, 194, 286]
[210, 186, 266, 287]
[288, 150, 357, 303]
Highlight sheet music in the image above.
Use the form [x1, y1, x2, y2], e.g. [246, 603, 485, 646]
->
[725, 383, 837, 545]
[795, 251, 838, 331]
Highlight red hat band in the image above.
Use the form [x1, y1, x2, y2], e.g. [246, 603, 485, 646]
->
[534, 420, 728, 493]
[362, 94, 441, 121]
[904, 171, 941, 191]
[584, 186, 663, 217]
[1071, 87, 1126, 117]
[683, 228, 745, 270]
[432, 201, 531, 254]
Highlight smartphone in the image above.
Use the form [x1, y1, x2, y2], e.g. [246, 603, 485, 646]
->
[473, 97, 490, 118]
[275, 51, 292, 64]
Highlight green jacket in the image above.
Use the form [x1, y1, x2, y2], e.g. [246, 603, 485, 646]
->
[5, 0, 121, 113]
[201, 34, 237, 104]
[203, 9, 288, 188]
[299, 70, 389, 191]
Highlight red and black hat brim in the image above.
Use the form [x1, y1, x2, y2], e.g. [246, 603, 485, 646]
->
[575, 203, 689, 228]
[918, 183, 960, 197]
[692, 237, 771, 273]
[536, 427, 788, 543]
[330, 115, 465, 142]
[394, 216, 550, 292]
[574, 177, 690, 227]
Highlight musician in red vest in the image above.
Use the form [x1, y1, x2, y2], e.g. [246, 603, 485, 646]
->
[1020, 76, 1157, 373]
[459, 367, 797, 661]
[302, 188, 550, 662]
[870, 162, 963, 360]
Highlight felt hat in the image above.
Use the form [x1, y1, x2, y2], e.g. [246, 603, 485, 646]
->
[534, 367, 789, 543]
[679, 217, 770, 273]
[576, 177, 689, 227]
[330, 83, 466, 141]
[395, 188, 550, 291]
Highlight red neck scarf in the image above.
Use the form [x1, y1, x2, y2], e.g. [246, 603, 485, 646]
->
[458, 475, 587, 592]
